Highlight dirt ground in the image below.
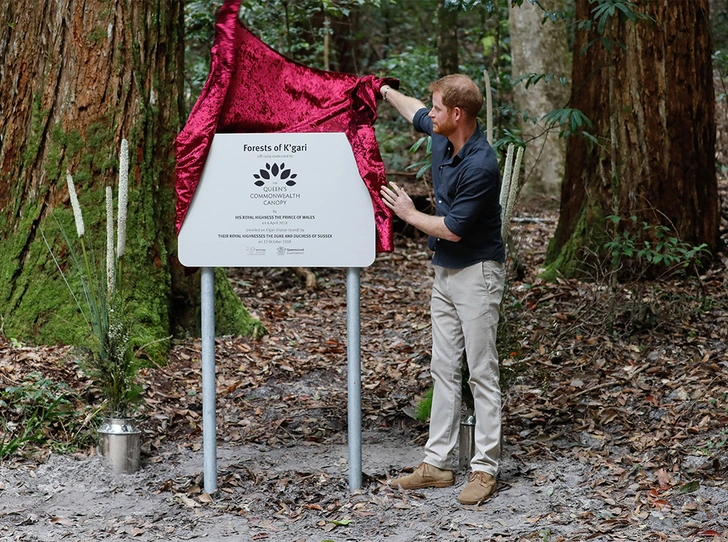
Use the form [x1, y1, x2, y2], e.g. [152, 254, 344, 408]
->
[3, 428, 725, 542]
[1, 202, 728, 542]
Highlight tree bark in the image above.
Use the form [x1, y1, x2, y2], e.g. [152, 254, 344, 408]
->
[509, 0, 570, 205]
[0, 0, 261, 351]
[437, 0, 458, 77]
[545, 0, 718, 278]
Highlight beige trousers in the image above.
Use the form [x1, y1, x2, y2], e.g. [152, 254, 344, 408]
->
[423, 260, 506, 476]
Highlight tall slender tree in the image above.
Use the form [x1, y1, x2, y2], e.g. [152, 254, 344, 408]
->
[545, 0, 718, 278]
[438, 0, 459, 76]
[509, 0, 570, 204]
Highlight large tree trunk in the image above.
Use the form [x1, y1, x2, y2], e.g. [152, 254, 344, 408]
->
[509, 0, 570, 205]
[0, 0, 260, 352]
[437, 0, 458, 77]
[545, 0, 718, 278]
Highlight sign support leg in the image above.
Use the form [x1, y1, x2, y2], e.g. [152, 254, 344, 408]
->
[201, 266, 217, 494]
[346, 267, 362, 491]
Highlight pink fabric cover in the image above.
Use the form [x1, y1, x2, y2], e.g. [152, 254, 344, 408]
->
[175, 0, 397, 252]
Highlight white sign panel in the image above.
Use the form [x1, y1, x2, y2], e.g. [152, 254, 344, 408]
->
[178, 133, 376, 267]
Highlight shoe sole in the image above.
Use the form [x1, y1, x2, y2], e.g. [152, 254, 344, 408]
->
[391, 480, 454, 490]
[457, 490, 496, 505]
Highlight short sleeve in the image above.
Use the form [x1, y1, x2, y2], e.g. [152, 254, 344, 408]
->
[412, 108, 433, 135]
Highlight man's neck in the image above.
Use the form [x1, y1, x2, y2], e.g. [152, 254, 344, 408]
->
[449, 122, 477, 157]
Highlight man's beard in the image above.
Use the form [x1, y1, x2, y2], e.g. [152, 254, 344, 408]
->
[433, 116, 456, 137]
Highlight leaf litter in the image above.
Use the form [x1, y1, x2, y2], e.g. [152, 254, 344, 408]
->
[1, 193, 728, 541]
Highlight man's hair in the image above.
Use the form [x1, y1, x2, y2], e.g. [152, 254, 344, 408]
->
[428, 74, 483, 119]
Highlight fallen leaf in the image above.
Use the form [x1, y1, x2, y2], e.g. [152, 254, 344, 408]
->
[175, 494, 201, 508]
[679, 481, 700, 493]
[657, 468, 672, 490]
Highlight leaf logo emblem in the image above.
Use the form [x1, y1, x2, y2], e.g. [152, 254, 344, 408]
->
[253, 162, 297, 186]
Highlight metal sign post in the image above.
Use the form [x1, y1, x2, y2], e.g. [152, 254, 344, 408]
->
[346, 267, 362, 491]
[200, 267, 217, 494]
[180, 133, 376, 494]
[198, 267, 363, 493]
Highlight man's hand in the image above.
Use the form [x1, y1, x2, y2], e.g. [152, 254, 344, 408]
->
[380, 182, 416, 222]
[380, 181, 461, 242]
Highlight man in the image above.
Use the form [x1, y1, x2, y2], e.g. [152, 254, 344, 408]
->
[379, 74, 506, 505]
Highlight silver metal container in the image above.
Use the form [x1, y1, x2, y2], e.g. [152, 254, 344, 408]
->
[459, 414, 476, 471]
[98, 417, 141, 474]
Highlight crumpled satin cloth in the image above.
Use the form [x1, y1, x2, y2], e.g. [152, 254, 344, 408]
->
[175, 0, 398, 253]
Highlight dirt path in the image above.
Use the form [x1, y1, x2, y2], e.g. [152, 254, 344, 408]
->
[1, 428, 727, 541]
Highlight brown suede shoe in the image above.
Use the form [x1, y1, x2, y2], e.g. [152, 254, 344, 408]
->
[389, 462, 454, 490]
[457, 471, 497, 504]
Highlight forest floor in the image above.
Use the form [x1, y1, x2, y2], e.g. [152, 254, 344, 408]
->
[1, 181, 728, 542]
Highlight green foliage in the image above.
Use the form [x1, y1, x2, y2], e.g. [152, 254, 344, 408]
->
[184, 0, 223, 113]
[696, 429, 728, 457]
[589, 0, 647, 33]
[712, 2, 728, 53]
[414, 386, 433, 422]
[408, 135, 432, 179]
[604, 216, 710, 275]
[0, 372, 93, 458]
[373, 46, 439, 97]
[513, 72, 568, 89]
[541, 107, 598, 143]
[572, 0, 654, 55]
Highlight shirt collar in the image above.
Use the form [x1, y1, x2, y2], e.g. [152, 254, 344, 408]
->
[445, 124, 485, 167]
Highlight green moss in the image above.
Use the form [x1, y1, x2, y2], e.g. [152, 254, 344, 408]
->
[0, 207, 90, 347]
[214, 268, 265, 337]
[0, 116, 174, 358]
[541, 204, 609, 281]
[46, 126, 85, 181]
[88, 27, 107, 44]
[22, 93, 48, 171]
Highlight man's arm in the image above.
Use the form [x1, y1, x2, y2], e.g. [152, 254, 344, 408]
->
[380, 85, 426, 125]
[380, 182, 461, 242]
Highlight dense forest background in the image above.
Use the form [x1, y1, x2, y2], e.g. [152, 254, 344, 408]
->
[186, 0, 533, 168]
[186, 0, 727, 275]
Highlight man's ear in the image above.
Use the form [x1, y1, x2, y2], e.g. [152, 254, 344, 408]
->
[453, 106, 463, 121]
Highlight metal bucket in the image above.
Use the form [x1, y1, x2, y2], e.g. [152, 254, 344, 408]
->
[459, 414, 476, 470]
[98, 417, 141, 474]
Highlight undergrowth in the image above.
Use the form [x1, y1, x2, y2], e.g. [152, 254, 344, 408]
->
[0, 371, 96, 459]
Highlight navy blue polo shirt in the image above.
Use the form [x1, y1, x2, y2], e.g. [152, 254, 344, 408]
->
[413, 108, 505, 268]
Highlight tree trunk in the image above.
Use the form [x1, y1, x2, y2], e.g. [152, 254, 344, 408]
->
[437, 0, 458, 77]
[509, 0, 570, 205]
[545, 0, 718, 278]
[0, 0, 260, 352]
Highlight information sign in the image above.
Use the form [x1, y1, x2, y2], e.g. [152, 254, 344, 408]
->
[178, 133, 376, 267]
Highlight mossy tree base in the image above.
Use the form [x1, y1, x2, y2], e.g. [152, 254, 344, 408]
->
[541, 202, 607, 281]
[171, 267, 265, 339]
[0, 0, 262, 356]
